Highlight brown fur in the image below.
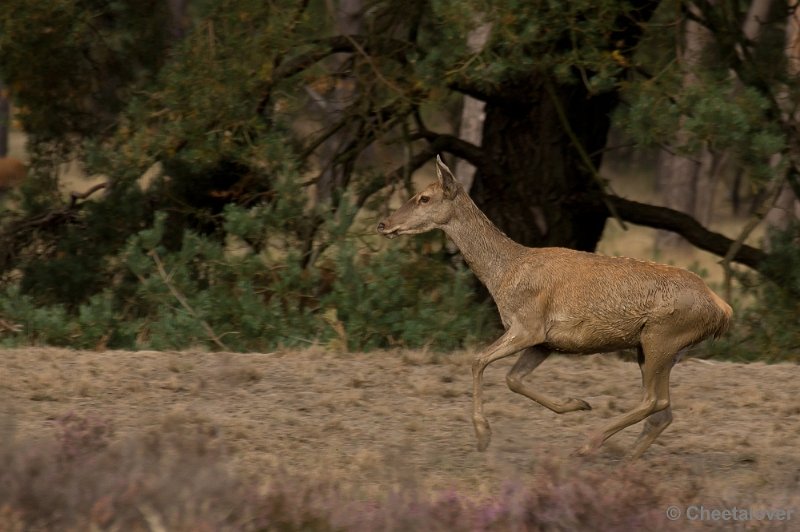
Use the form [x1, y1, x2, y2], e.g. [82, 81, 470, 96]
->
[378, 156, 732, 460]
[0, 157, 27, 193]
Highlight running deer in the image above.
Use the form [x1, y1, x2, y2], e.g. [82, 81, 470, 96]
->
[377, 156, 732, 459]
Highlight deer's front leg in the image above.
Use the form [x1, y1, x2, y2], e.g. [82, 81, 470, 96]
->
[471, 328, 532, 451]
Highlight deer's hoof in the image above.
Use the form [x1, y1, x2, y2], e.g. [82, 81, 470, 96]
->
[573, 436, 602, 457]
[622, 452, 641, 463]
[562, 398, 592, 412]
[572, 445, 593, 458]
[477, 435, 491, 452]
[473, 418, 492, 452]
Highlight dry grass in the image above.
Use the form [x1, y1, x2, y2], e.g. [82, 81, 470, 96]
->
[1, 347, 798, 529]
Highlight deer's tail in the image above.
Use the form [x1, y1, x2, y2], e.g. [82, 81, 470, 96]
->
[709, 291, 733, 339]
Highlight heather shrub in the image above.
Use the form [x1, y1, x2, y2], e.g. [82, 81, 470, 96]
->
[0, 413, 255, 530]
[0, 414, 683, 531]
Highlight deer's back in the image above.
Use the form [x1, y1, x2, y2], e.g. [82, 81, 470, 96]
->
[496, 247, 731, 353]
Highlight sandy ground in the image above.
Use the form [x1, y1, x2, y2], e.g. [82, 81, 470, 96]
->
[1, 347, 798, 508]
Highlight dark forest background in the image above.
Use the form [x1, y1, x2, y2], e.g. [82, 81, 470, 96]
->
[0, 0, 798, 359]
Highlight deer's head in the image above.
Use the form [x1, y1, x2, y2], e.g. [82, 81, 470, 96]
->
[377, 155, 461, 239]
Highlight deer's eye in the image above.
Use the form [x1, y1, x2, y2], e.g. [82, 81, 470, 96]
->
[419, 195, 430, 204]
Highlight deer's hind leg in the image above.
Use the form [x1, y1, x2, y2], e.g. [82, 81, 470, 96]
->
[506, 347, 592, 413]
[626, 406, 673, 461]
[576, 340, 675, 457]
[625, 346, 687, 460]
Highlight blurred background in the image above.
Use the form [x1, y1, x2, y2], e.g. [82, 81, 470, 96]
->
[0, 0, 797, 360]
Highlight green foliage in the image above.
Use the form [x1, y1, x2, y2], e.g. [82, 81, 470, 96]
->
[615, 0, 795, 188]
[2, 0, 799, 358]
[620, 74, 786, 184]
[0, 0, 507, 353]
[707, 225, 800, 363]
[0, 286, 72, 346]
[0, 199, 496, 351]
[17, 183, 152, 306]
[429, 0, 641, 94]
[323, 241, 494, 351]
[0, 0, 168, 144]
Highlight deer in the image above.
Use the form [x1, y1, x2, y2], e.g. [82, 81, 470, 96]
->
[0, 156, 27, 196]
[376, 156, 732, 460]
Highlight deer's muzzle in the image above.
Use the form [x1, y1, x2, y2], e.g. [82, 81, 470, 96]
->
[376, 220, 399, 239]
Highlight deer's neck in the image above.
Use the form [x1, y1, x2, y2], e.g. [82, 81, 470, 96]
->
[442, 194, 525, 296]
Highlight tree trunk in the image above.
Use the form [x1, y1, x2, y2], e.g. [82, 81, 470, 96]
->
[654, 143, 701, 250]
[314, 0, 362, 204]
[454, 23, 490, 192]
[470, 79, 615, 251]
[166, 0, 189, 42]
[655, 8, 713, 250]
[455, 96, 485, 192]
[765, 181, 800, 233]
[764, 0, 800, 236]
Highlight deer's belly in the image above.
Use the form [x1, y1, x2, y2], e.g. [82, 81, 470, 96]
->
[542, 317, 644, 354]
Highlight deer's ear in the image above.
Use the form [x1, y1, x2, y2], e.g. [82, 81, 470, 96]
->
[435, 155, 458, 199]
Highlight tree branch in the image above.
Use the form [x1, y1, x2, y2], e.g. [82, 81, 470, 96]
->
[0, 206, 81, 274]
[574, 193, 769, 272]
[446, 79, 500, 104]
[413, 130, 489, 173]
[279, 35, 413, 79]
[69, 182, 108, 207]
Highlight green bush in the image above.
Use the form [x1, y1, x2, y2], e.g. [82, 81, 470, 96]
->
[0, 201, 496, 352]
[706, 224, 800, 362]
[323, 241, 494, 351]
